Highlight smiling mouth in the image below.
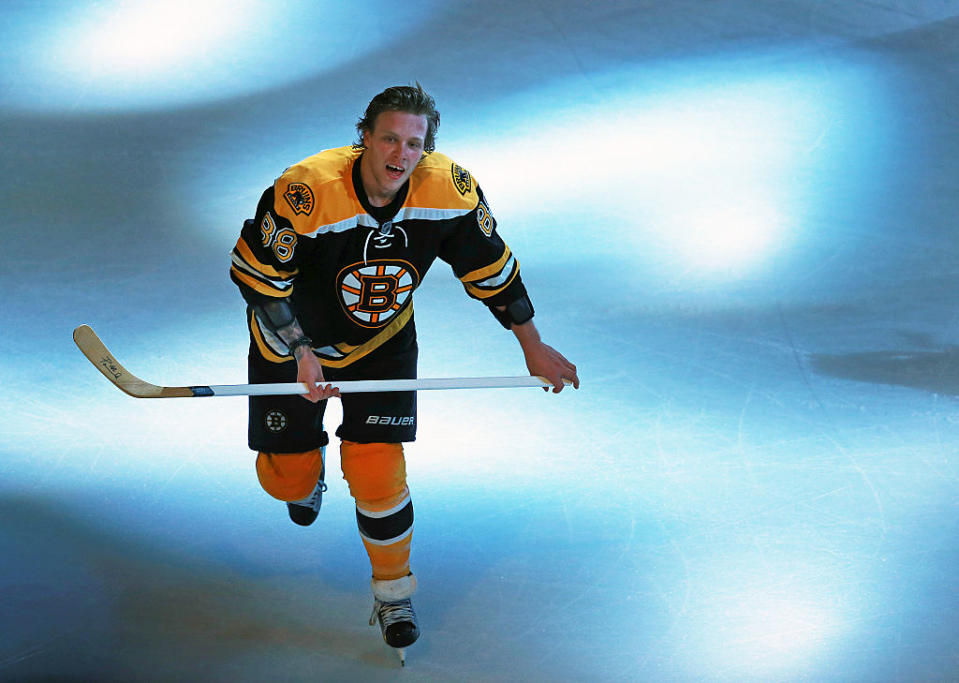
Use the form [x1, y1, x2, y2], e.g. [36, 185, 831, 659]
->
[386, 164, 405, 178]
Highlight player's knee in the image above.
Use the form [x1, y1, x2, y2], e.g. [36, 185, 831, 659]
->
[339, 441, 407, 503]
[256, 448, 325, 502]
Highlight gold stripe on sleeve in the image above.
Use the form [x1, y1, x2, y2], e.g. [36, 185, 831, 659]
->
[458, 246, 512, 284]
[464, 267, 519, 299]
[234, 238, 298, 280]
[231, 265, 293, 298]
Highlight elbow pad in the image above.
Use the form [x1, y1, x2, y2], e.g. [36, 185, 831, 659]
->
[254, 299, 296, 332]
[489, 293, 534, 329]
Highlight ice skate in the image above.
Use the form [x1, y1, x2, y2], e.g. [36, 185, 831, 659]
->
[287, 461, 326, 527]
[369, 575, 419, 665]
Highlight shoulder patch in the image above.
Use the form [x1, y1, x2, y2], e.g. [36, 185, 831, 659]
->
[451, 163, 472, 196]
[283, 182, 315, 216]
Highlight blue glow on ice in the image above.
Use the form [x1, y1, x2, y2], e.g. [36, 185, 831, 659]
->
[0, 0, 440, 113]
[4, 3, 959, 679]
[447, 55, 892, 288]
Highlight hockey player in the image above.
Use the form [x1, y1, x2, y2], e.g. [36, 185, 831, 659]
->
[230, 84, 578, 663]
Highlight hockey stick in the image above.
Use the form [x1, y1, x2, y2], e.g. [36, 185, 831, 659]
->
[73, 324, 568, 398]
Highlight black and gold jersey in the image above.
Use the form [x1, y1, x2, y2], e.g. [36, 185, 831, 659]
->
[231, 146, 527, 367]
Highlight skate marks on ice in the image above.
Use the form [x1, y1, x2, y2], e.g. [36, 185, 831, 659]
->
[809, 346, 959, 396]
[0, 496, 400, 681]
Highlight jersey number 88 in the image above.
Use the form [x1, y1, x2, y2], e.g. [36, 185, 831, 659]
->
[260, 212, 298, 263]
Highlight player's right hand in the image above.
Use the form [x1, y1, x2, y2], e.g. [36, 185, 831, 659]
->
[296, 352, 340, 402]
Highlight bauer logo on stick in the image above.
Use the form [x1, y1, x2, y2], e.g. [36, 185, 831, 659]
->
[283, 182, 315, 215]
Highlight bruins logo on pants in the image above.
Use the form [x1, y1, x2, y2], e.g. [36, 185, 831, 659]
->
[336, 259, 419, 328]
[265, 409, 288, 432]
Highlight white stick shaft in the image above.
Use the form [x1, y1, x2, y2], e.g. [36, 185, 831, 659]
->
[73, 324, 573, 399]
[206, 376, 560, 396]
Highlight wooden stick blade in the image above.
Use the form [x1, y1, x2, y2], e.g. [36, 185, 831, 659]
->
[73, 324, 190, 398]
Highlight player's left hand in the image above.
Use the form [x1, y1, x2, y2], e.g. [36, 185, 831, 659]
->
[524, 341, 579, 393]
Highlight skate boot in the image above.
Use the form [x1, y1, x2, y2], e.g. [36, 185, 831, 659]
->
[287, 457, 326, 527]
[369, 575, 419, 665]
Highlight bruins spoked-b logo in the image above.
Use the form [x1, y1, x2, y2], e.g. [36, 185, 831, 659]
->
[265, 409, 288, 433]
[451, 163, 472, 196]
[283, 182, 314, 215]
[336, 259, 419, 328]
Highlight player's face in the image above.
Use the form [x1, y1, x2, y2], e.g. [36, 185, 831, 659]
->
[361, 110, 428, 206]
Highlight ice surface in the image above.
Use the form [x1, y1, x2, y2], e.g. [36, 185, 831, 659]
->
[2, 2, 959, 680]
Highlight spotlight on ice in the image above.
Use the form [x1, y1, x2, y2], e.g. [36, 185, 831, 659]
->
[456, 56, 886, 283]
[2, 0, 438, 112]
[678, 575, 849, 679]
[709, 588, 842, 675]
[656, 196, 784, 271]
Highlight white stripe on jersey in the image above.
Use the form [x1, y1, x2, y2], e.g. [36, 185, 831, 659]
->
[255, 314, 291, 356]
[315, 344, 346, 360]
[231, 251, 294, 290]
[473, 254, 516, 288]
[302, 213, 377, 238]
[301, 205, 473, 238]
[396, 206, 472, 222]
